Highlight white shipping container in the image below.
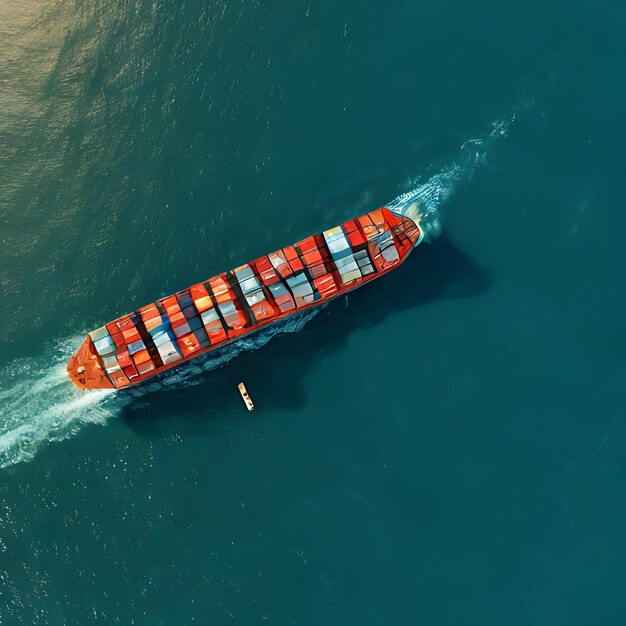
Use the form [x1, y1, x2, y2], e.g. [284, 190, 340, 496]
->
[173, 323, 191, 338]
[338, 260, 359, 274]
[269, 282, 288, 297]
[152, 331, 168, 347]
[219, 301, 237, 316]
[235, 266, 255, 281]
[240, 276, 260, 293]
[341, 269, 362, 284]
[328, 238, 349, 254]
[335, 254, 356, 269]
[245, 290, 265, 306]
[382, 246, 400, 263]
[201, 309, 219, 324]
[89, 327, 109, 342]
[102, 355, 119, 369]
[94, 336, 115, 355]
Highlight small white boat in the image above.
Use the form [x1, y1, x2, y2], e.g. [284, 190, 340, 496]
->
[238, 382, 254, 411]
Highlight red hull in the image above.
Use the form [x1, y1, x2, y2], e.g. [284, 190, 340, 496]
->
[67, 207, 422, 390]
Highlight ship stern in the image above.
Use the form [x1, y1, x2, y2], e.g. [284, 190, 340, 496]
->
[67, 336, 114, 391]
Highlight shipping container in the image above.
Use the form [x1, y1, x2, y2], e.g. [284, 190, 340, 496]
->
[68, 207, 423, 390]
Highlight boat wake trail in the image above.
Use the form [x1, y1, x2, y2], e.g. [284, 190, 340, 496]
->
[388, 115, 516, 241]
[0, 114, 518, 469]
[0, 338, 117, 469]
[0, 310, 320, 469]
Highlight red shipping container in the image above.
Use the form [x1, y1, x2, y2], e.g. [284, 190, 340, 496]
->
[347, 229, 366, 248]
[303, 250, 323, 266]
[308, 263, 327, 279]
[206, 326, 227, 343]
[252, 256, 272, 273]
[122, 329, 141, 344]
[109, 330, 125, 349]
[343, 219, 359, 233]
[314, 274, 338, 297]
[117, 351, 133, 368]
[283, 246, 299, 261]
[110, 370, 130, 388]
[139, 305, 160, 321]
[190, 283, 208, 299]
[288, 256, 304, 272]
[133, 349, 150, 365]
[123, 363, 139, 379]
[137, 361, 155, 375]
[169, 311, 186, 324]
[250, 300, 274, 321]
[162, 295, 179, 312]
[116, 317, 135, 332]
[295, 236, 317, 253]
[178, 334, 200, 356]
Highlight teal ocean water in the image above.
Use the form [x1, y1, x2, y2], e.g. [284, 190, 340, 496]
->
[1, 1, 625, 623]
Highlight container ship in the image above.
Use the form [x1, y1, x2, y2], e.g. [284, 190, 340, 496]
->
[67, 206, 423, 390]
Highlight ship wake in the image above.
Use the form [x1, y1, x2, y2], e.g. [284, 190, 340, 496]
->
[388, 115, 516, 241]
[0, 310, 319, 469]
[0, 339, 117, 469]
[0, 114, 519, 469]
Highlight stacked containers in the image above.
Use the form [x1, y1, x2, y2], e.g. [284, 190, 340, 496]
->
[385, 209, 421, 253]
[209, 275, 248, 336]
[378, 231, 400, 264]
[252, 255, 296, 313]
[128, 314, 155, 375]
[161, 295, 191, 360]
[283, 246, 305, 273]
[112, 318, 139, 382]
[89, 326, 130, 388]
[175, 289, 210, 356]
[111, 316, 153, 377]
[106, 322, 131, 388]
[160, 292, 201, 359]
[140, 302, 182, 366]
[342, 219, 375, 277]
[268, 250, 291, 280]
[84, 207, 419, 390]
[295, 236, 327, 279]
[162, 295, 189, 338]
[137, 304, 164, 368]
[90, 326, 116, 357]
[286, 272, 315, 307]
[359, 209, 400, 272]
[281, 245, 315, 306]
[311, 234, 340, 298]
[323, 226, 362, 285]
[233, 265, 276, 323]
[190, 283, 228, 344]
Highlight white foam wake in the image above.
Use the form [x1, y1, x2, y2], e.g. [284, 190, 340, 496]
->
[0, 310, 320, 469]
[388, 115, 516, 241]
[0, 114, 519, 469]
[0, 338, 117, 468]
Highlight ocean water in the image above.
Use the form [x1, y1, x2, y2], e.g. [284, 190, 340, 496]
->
[1, 0, 625, 623]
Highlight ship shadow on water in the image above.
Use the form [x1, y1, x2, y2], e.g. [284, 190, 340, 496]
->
[119, 235, 489, 435]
